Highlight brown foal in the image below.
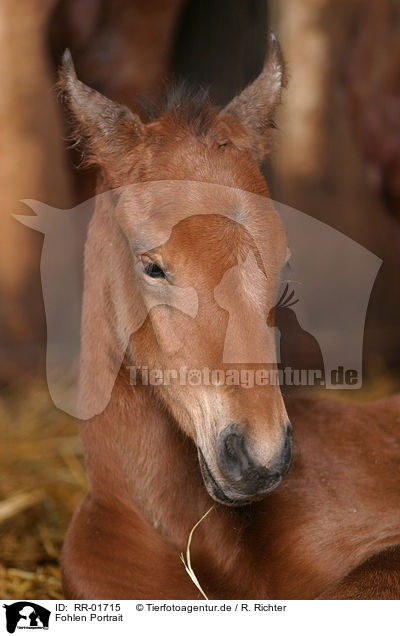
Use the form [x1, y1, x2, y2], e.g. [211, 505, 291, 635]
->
[58, 36, 400, 599]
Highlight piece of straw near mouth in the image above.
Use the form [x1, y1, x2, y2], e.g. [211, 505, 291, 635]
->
[180, 506, 214, 600]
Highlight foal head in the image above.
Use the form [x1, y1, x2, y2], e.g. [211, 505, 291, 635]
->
[60, 35, 292, 506]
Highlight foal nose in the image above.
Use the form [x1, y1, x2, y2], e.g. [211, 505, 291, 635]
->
[216, 422, 293, 496]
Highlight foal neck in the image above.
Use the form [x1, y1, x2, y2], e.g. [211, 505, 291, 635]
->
[82, 369, 250, 560]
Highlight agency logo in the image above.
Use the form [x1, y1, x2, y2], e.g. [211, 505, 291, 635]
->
[2, 603, 50, 634]
[15, 181, 381, 418]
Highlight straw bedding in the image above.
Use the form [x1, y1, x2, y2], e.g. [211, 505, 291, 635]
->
[0, 377, 87, 599]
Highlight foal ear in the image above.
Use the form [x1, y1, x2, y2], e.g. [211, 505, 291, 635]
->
[219, 33, 287, 163]
[58, 50, 144, 176]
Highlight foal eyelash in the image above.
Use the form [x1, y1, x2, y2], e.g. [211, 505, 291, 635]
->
[143, 262, 167, 279]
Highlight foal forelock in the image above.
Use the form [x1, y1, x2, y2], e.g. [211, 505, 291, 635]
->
[140, 83, 220, 139]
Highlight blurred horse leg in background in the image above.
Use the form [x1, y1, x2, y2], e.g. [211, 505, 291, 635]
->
[272, 0, 400, 376]
[0, 0, 73, 384]
[49, 0, 186, 111]
[346, 0, 400, 246]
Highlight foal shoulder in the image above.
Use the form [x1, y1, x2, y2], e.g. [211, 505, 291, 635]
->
[259, 394, 400, 598]
[286, 393, 400, 445]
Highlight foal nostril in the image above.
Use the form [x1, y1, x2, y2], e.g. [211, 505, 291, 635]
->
[216, 422, 293, 498]
[217, 424, 282, 496]
[279, 421, 293, 476]
[217, 426, 251, 481]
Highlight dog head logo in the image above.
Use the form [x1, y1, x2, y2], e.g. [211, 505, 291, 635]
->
[3, 602, 50, 633]
[16, 181, 382, 418]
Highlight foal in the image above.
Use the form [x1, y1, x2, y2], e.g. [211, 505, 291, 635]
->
[59, 37, 400, 599]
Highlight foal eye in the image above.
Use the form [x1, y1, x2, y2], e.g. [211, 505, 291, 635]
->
[143, 262, 166, 279]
